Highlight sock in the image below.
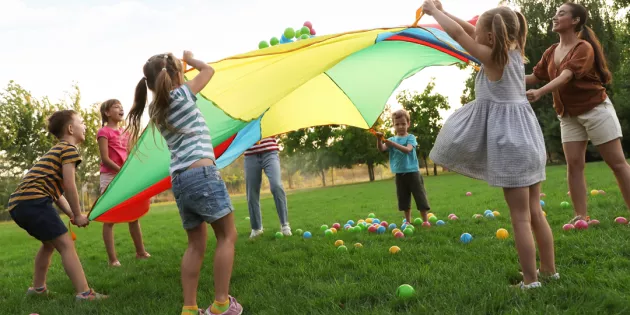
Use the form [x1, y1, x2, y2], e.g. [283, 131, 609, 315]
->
[210, 299, 230, 314]
[181, 305, 198, 315]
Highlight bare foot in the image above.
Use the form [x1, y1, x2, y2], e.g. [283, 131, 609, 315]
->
[109, 260, 121, 267]
[136, 252, 151, 259]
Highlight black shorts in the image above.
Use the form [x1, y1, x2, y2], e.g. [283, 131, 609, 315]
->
[395, 172, 430, 211]
[10, 197, 68, 242]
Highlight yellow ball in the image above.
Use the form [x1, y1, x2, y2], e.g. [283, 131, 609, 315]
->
[427, 213, 435, 218]
[358, 219, 365, 224]
[496, 228, 509, 240]
[366, 218, 373, 224]
[542, 211, 547, 217]
[492, 211, 500, 217]
[590, 190, 599, 196]
[389, 246, 401, 254]
[354, 243, 363, 248]
[334, 240, 344, 247]
[392, 228, 401, 236]
[330, 227, 337, 234]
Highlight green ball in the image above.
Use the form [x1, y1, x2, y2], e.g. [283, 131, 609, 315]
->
[258, 41, 269, 49]
[413, 218, 423, 225]
[368, 213, 376, 218]
[429, 216, 438, 223]
[406, 224, 415, 231]
[300, 26, 311, 36]
[561, 201, 570, 208]
[295, 28, 302, 37]
[270, 37, 279, 46]
[403, 228, 414, 236]
[321, 225, 329, 231]
[296, 229, 304, 236]
[275, 232, 283, 239]
[300, 34, 309, 40]
[396, 284, 415, 299]
[324, 229, 333, 237]
[337, 245, 348, 252]
[284, 27, 295, 39]
[352, 226, 361, 233]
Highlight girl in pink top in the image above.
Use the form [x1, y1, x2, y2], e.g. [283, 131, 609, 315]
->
[98, 99, 150, 266]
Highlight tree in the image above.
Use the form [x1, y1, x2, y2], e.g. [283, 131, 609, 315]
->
[396, 79, 450, 176]
[282, 126, 339, 186]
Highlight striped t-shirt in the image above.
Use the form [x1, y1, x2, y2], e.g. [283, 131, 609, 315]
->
[159, 84, 215, 176]
[7, 141, 82, 211]
[244, 137, 279, 156]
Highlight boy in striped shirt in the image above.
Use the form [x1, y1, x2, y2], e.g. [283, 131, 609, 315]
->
[8, 110, 106, 300]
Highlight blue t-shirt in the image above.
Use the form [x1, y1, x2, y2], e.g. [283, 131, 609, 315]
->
[388, 134, 419, 174]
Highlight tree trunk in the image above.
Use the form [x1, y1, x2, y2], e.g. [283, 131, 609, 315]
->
[433, 163, 438, 176]
[422, 155, 429, 176]
[288, 172, 294, 189]
[320, 169, 326, 187]
[367, 163, 375, 182]
[331, 168, 335, 186]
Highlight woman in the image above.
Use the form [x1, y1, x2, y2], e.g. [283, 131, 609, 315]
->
[526, 2, 630, 224]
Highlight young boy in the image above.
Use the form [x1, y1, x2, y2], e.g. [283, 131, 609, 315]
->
[7, 109, 107, 300]
[376, 109, 431, 224]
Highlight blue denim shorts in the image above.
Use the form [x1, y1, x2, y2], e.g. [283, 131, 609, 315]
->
[172, 165, 234, 230]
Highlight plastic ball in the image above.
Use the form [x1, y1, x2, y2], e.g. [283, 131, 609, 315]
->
[337, 245, 348, 252]
[270, 37, 280, 46]
[303, 21, 313, 29]
[330, 227, 337, 234]
[332, 223, 341, 230]
[485, 212, 495, 219]
[392, 228, 401, 236]
[429, 216, 438, 223]
[389, 246, 401, 254]
[394, 231, 405, 239]
[492, 211, 500, 217]
[422, 221, 431, 228]
[320, 225, 329, 231]
[588, 219, 600, 226]
[473, 214, 483, 219]
[484, 210, 493, 216]
[258, 41, 269, 49]
[540, 193, 546, 197]
[245, 217, 250, 220]
[396, 284, 415, 299]
[460, 233, 473, 243]
[614, 217, 629, 224]
[590, 189, 599, 196]
[275, 232, 283, 239]
[436, 220, 445, 226]
[373, 219, 381, 224]
[447, 214, 455, 219]
[562, 224, 574, 231]
[310, 28, 316, 35]
[377, 226, 386, 234]
[388, 223, 397, 230]
[466, 192, 472, 196]
[344, 224, 351, 230]
[303, 231, 312, 238]
[413, 218, 423, 225]
[354, 243, 363, 248]
[368, 225, 378, 233]
[427, 213, 435, 218]
[334, 240, 344, 247]
[403, 228, 414, 236]
[365, 218, 373, 224]
[496, 228, 509, 240]
[300, 26, 311, 36]
[561, 201, 570, 209]
[300, 34, 309, 40]
[357, 219, 365, 224]
[284, 27, 295, 39]
[450, 215, 459, 220]
[574, 220, 588, 230]
[324, 229, 333, 237]
[368, 213, 376, 218]
[347, 220, 355, 226]
[540, 200, 546, 208]
[380, 221, 389, 228]
[598, 190, 606, 195]
[295, 229, 304, 235]
[353, 226, 362, 233]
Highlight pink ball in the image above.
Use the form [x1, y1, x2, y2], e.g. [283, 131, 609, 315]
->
[394, 231, 405, 238]
[422, 221, 431, 228]
[614, 217, 629, 224]
[588, 219, 600, 226]
[574, 220, 589, 230]
[303, 21, 313, 29]
[448, 213, 455, 219]
[332, 223, 341, 230]
[450, 215, 458, 220]
[466, 192, 472, 196]
[368, 225, 378, 233]
[598, 190, 606, 195]
[310, 28, 316, 35]
[562, 224, 575, 231]
[540, 193, 546, 197]
[380, 221, 389, 227]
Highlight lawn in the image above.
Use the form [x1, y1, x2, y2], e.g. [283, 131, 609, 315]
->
[1, 161, 630, 314]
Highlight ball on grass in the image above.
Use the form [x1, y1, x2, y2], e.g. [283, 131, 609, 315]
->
[496, 228, 509, 240]
[275, 232, 283, 239]
[562, 224, 574, 231]
[396, 284, 415, 299]
[460, 233, 473, 244]
[389, 246, 401, 254]
[296, 229, 304, 235]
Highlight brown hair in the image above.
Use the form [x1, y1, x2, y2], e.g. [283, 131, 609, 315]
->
[478, 7, 528, 68]
[564, 2, 612, 84]
[391, 109, 410, 124]
[99, 99, 121, 126]
[126, 53, 184, 152]
[47, 109, 78, 139]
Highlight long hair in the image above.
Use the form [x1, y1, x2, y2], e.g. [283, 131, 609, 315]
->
[99, 99, 121, 127]
[478, 7, 527, 69]
[565, 2, 612, 84]
[125, 53, 184, 152]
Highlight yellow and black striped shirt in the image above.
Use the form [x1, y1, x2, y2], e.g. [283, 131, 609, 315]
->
[7, 141, 82, 211]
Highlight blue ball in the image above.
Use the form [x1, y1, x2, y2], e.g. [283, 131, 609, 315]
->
[377, 226, 386, 234]
[460, 233, 473, 243]
[388, 223, 397, 230]
[436, 220, 445, 226]
[484, 212, 495, 219]
[303, 231, 312, 239]
[347, 220, 355, 226]
[484, 210, 493, 215]
[344, 224, 351, 230]
[540, 200, 546, 208]
[373, 219, 381, 224]
[401, 223, 408, 230]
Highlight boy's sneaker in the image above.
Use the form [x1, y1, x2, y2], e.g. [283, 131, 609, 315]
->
[281, 224, 292, 236]
[26, 286, 49, 297]
[249, 229, 263, 239]
[75, 289, 108, 301]
[203, 296, 243, 315]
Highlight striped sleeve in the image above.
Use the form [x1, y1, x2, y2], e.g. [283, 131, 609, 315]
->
[61, 144, 82, 166]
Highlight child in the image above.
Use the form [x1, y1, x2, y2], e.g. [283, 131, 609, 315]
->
[7, 109, 107, 300]
[423, 0, 558, 289]
[376, 109, 431, 225]
[125, 51, 242, 315]
[98, 99, 151, 266]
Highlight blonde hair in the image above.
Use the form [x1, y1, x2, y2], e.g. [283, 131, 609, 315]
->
[391, 109, 410, 124]
[99, 99, 121, 126]
[478, 7, 528, 68]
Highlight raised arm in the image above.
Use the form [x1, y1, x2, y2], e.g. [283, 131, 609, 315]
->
[183, 51, 215, 95]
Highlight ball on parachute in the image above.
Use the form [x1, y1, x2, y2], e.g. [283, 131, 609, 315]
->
[284, 27, 296, 39]
[270, 37, 280, 46]
[258, 41, 269, 49]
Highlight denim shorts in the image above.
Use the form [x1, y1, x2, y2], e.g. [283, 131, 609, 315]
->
[172, 165, 234, 230]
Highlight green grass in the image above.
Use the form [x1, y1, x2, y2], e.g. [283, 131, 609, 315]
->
[2, 161, 630, 314]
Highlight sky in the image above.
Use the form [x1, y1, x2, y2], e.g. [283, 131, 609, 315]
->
[0, 0, 502, 122]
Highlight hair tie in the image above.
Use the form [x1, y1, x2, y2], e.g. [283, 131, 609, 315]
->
[161, 68, 167, 71]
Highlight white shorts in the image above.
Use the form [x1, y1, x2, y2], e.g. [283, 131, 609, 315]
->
[100, 173, 116, 194]
[559, 98, 623, 146]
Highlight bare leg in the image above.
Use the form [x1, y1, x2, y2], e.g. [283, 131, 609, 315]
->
[209, 213, 237, 303]
[504, 187, 538, 285]
[181, 223, 207, 307]
[598, 139, 630, 210]
[404, 210, 412, 224]
[102, 223, 119, 265]
[49, 233, 90, 294]
[32, 242, 55, 288]
[528, 183, 556, 275]
[128, 220, 149, 258]
[563, 141, 588, 218]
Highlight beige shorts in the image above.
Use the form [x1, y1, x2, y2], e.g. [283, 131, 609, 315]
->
[559, 98, 623, 146]
[100, 173, 116, 194]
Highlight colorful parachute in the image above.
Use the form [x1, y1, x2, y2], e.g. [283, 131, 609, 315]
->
[88, 17, 480, 223]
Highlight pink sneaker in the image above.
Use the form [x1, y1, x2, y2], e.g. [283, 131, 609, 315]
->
[203, 296, 243, 315]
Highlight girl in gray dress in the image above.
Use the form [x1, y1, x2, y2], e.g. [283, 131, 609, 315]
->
[423, 0, 558, 289]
